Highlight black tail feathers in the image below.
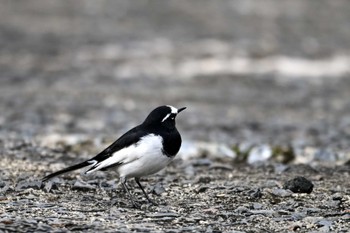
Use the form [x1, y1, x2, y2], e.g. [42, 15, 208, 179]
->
[42, 160, 92, 182]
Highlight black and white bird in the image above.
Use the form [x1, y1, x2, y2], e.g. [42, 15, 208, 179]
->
[42, 105, 186, 208]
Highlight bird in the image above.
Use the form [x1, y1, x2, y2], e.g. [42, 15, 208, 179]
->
[42, 105, 186, 208]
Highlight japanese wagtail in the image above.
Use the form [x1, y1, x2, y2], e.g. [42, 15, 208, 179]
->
[43, 105, 186, 208]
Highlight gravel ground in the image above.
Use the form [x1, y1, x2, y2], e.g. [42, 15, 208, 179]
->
[1, 1, 350, 232]
[1, 142, 350, 232]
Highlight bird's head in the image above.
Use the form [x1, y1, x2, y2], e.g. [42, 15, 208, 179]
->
[143, 105, 186, 129]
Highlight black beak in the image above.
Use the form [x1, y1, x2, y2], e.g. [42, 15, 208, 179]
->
[177, 107, 186, 113]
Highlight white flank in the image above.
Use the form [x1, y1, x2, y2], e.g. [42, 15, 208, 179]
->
[86, 134, 173, 178]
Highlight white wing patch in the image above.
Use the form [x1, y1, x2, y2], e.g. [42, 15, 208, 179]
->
[85, 134, 163, 174]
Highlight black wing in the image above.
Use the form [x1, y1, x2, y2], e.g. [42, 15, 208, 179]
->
[89, 124, 147, 163]
[42, 125, 148, 181]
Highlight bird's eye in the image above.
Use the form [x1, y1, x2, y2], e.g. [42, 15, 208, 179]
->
[171, 117, 175, 120]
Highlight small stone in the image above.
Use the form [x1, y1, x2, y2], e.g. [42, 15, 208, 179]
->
[209, 163, 233, 171]
[331, 193, 343, 201]
[269, 188, 293, 197]
[314, 148, 338, 162]
[152, 183, 166, 196]
[252, 203, 263, 210]
[264, 180, 282, 188]
[317, 219, 332, 227]
[146, 212, 179, 218]
[0, 181, 11, 193]
[15, 180, 41, 191]
[194, 176, 211, 184]
[291, 212, 306, 221]
[247, 145, 272, 164]
[318, 225, 330, 232]
[43, 181, 53, 192]
[195, 186, 209, 193]
[247, 188, 263, 199]
[283, 176, 314, 194]
[325, 199, 341, 208]
[250, 209, 276, 217]
[72, 180, 96, 190]
[235, 206, 249, 214]
[192, 158, 212, 166]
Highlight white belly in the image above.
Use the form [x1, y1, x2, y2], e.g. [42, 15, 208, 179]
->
[86, 134, 175, 178]
[117, 149, 173, 178]
[116, 134, 174, 178]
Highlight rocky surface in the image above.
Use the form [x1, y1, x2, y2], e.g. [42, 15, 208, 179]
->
[1, 146, 350, 232]
[1, 1, 350, 232]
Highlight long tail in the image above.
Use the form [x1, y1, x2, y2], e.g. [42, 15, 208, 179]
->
[42, 160, 94, 182]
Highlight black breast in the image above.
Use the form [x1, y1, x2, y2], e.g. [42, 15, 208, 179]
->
[161, 129, 182, 157]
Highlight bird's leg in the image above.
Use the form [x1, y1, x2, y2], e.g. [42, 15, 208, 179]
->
[120, 177, 140, 208]
[135, 177, 157, 205]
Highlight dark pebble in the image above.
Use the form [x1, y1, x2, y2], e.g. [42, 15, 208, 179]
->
[0, 181, 11, 193]
[283, 176, 314, 194]
[195, 186, 209, 193]
[194, 176, 212, 184]
[247, 188, 263, 199]
[146, 212, 179, 218]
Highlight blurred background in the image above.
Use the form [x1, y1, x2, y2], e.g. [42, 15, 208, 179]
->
[1, 0, 350, 164]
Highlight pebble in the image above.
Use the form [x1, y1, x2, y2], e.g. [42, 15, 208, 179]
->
[72, 180, 96, 190]
[195, 186, 209, 193]
[250, 209, 276, 217]
[235, 206, 249, 214]
[192, 158, 212, 166]
[314, 148, 338, 162]
[283, 176, 314, 194]
[264, 180, 282, 188]
[152, 183, 166, 196]
[247, 145, 272, 164]
[43, 181, 54, 193]
[317, 219, 333, 227]
[291, 212, 306, 221]
[0, 181, 11, 193]
[247, 188, 263, 199]
[252, 203, 263, 210]
[269, 188, 293, 197]
[15, 180, 41, 191]
[209, 163, 233, 171]
[194, 176, 212, 184]
[146, 212, 179, 218]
